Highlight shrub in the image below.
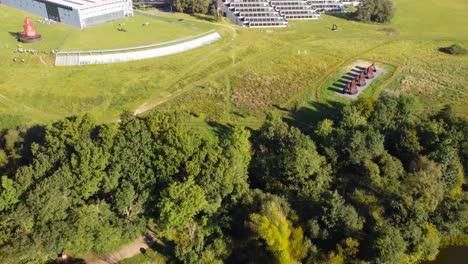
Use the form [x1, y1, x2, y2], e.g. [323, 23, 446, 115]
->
[438, 44, 467, 55]
[356, 0, 394, 23]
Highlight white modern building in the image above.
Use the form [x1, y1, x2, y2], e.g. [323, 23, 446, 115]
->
[1, 0, 133, 28]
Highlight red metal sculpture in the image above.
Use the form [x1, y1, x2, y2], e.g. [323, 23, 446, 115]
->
[366, 66, 374, 79]
[356, 72, 366, 86]
[20, 17, 42, 42]
[346, 79, 357, 95]
[371, 63, 377, 72]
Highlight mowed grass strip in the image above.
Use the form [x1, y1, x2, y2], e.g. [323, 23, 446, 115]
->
[59, 14, 202, 51]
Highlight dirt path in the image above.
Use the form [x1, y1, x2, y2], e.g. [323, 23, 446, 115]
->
[84, 236, 151, 264]
[39, 56, 47, 66]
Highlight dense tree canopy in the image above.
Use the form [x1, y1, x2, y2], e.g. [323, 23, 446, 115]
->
[0, 94, 466, 263]
[172, 0, 216, 15]
[356, 0, 395, 23]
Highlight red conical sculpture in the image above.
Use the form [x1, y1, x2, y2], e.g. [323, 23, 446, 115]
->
[366, 66, 374, 79]
[345, 79, 357, 95]
[20, 17, 42, 42]
[356, 72, 366, 86]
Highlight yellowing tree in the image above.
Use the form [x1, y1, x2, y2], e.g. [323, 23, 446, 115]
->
[248, 201, 308, 264]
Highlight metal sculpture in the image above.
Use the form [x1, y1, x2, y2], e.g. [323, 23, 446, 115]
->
[345, 79, 357, 95]
[366, 66, 374, 79]
[20, 17, 42, 42]
[356, 71, 366, 86]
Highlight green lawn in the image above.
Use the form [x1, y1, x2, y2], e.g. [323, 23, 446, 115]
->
[60, 14, 202, 50]
[0, 0, 467, 129]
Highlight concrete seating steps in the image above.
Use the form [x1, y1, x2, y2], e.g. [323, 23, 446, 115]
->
[270, 0, 319, 20]
[223, 0, 323, 27]
[306, 0, 345, 13]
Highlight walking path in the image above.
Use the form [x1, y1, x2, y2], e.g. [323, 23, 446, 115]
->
[85, 236, 148, 264]
[85, 232, 160, 264]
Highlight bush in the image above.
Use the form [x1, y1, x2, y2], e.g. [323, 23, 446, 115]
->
[356, 0, 394, 23]
[439, 44, 468, 55]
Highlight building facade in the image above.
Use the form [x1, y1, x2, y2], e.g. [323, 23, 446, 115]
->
[1, 0, 134, 28]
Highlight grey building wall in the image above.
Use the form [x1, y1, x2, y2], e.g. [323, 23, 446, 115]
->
[1, 0, 132, 29]
[58, 8, 82, 28]
[2, 0, 48, 18]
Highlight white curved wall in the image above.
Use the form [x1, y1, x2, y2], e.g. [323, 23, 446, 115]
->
[55, 32, 222, 66]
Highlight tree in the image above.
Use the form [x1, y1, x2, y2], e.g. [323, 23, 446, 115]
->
[314, 191, 364, 242]
[367, 224, 407, 264]
[406, 156, 444, 212]
[192, 127, 251, 213]
[0, 176, 18, 212]
[356, 0, 395, 23]
[252, 115, 330, 200]
[157, 177, 208, 238]
[248, 200, 309, 264]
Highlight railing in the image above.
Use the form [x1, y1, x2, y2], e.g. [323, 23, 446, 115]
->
[55, 31, 222, 66]
[56, 30, 216, 55]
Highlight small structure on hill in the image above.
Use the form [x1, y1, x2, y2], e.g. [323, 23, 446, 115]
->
[344, 79, 358, 95]
[337, 63, 381, 97]
[365, 65, 374, 78]
[356, 71, 366, 86]
[20, 17, 42, 43]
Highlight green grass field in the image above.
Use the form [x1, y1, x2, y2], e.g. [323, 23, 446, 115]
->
[0, 0, 467, 129]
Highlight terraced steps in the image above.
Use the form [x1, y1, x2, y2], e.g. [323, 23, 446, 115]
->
[222, 0, 321, 27]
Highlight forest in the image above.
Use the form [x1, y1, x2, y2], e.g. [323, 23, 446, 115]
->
[0, 94, 466, 263]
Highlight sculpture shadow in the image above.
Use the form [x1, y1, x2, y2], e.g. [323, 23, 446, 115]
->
[9, 31, 21, 41]
[232, 111, 245, 118]
[336, 79, 349, 85]
[329, 82, 346, 93]
[273, 104, 289, 112]
[342, 74, 355, 81]
[355, 65, 366, 71]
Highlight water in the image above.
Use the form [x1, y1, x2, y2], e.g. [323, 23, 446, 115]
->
[425, 246, 468, 264]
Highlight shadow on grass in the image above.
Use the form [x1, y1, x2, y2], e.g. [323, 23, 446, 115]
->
[191, 14, 217, 23]
[143, 231, 172, 260]
[286, 101, 344, 133]
[329, 83, 344, 93]
[438, 45, 467, 55]
[342, 74, 355, 81]
[232, 111, 245, 118]
[326, 12, 356, 21]
[336, 79, 349, 85]
[273, 104, 289, 112]
[9, 31, 20, 41]
[207, 120, 232, 137]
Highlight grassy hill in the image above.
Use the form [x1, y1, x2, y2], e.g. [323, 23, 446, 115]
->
[0, 0, 466, 129]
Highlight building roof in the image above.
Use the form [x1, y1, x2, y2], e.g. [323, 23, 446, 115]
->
[43, 0, 129, 10]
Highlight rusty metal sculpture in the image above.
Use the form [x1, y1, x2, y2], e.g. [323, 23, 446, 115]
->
[371, 63, 377, 72]
[356, 71, 366, 86]
[366, 66, 374, 79]
[20, 17, 42, 43]
[345, 79, 357, 95]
